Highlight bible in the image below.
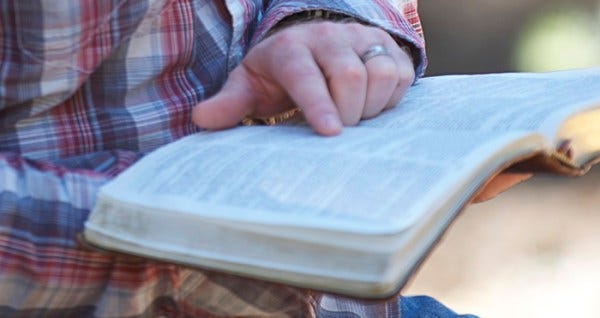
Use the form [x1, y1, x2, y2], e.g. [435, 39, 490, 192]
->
[83, 68, 600, 298]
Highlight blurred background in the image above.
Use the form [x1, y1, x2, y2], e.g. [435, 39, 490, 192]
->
[419, 0, 600, 75]
[403, 1, 600, 317]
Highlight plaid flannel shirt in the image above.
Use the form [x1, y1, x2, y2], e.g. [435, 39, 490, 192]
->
[0, 0, 426, 317]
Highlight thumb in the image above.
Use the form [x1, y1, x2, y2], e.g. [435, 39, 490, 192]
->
[192, 72, 256, 130]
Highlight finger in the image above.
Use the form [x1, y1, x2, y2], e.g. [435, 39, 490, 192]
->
[385, 73, 413, 110]
[192, 68, 255, 130]
[362, 51, 399, 119]
[384, 44, 416, 110]
[313, 44, 367, 126]
[266, 39, 342, 135]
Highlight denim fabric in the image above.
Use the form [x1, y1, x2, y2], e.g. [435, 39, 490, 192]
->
[401, 296, 479, 318]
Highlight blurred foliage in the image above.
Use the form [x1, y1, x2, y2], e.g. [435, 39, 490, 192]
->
[419, 0, 600, 75]
[513, 7, 600, 71]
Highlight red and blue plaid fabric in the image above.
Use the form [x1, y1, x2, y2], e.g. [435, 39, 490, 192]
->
[0, 0, 426, 316]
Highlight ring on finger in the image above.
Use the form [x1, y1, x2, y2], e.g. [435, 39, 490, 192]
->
[360, 45, 391, 63]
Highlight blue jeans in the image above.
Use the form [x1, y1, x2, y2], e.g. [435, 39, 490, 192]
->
[400, 296, 478, 318]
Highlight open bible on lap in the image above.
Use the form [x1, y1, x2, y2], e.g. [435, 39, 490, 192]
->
[83, 68, 600, 298]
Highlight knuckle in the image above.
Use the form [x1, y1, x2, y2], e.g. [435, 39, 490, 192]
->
[313, 21, 339, 38]
[271, 31, 298, 48]
[395, 56, 416, 85]
[336, 64, 366, 82]
[397, 68, 415, 87]
[280, 61, 314, 80]
[375, 65, 399, 82]
[346, 22, 366, 34]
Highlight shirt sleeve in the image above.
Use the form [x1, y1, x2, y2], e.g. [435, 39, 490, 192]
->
[0, 1, 152, 110]
[253, 0, 427, 77]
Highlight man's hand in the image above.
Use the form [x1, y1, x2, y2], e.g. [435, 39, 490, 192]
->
[192, 21, 415, 136]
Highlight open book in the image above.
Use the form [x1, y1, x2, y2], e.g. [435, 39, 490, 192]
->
[83, 68, 600, 298]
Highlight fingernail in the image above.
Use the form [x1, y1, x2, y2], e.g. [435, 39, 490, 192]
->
[319, 114, 342, 135]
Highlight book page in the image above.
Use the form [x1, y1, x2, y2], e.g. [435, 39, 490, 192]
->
[99, 126, 542, 234]
[362, 68, 600, 141]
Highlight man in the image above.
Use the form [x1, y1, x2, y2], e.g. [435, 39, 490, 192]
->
[0, 0, 525, 316]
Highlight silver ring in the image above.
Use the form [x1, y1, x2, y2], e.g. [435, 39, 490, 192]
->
[360, 45, 390, 63]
